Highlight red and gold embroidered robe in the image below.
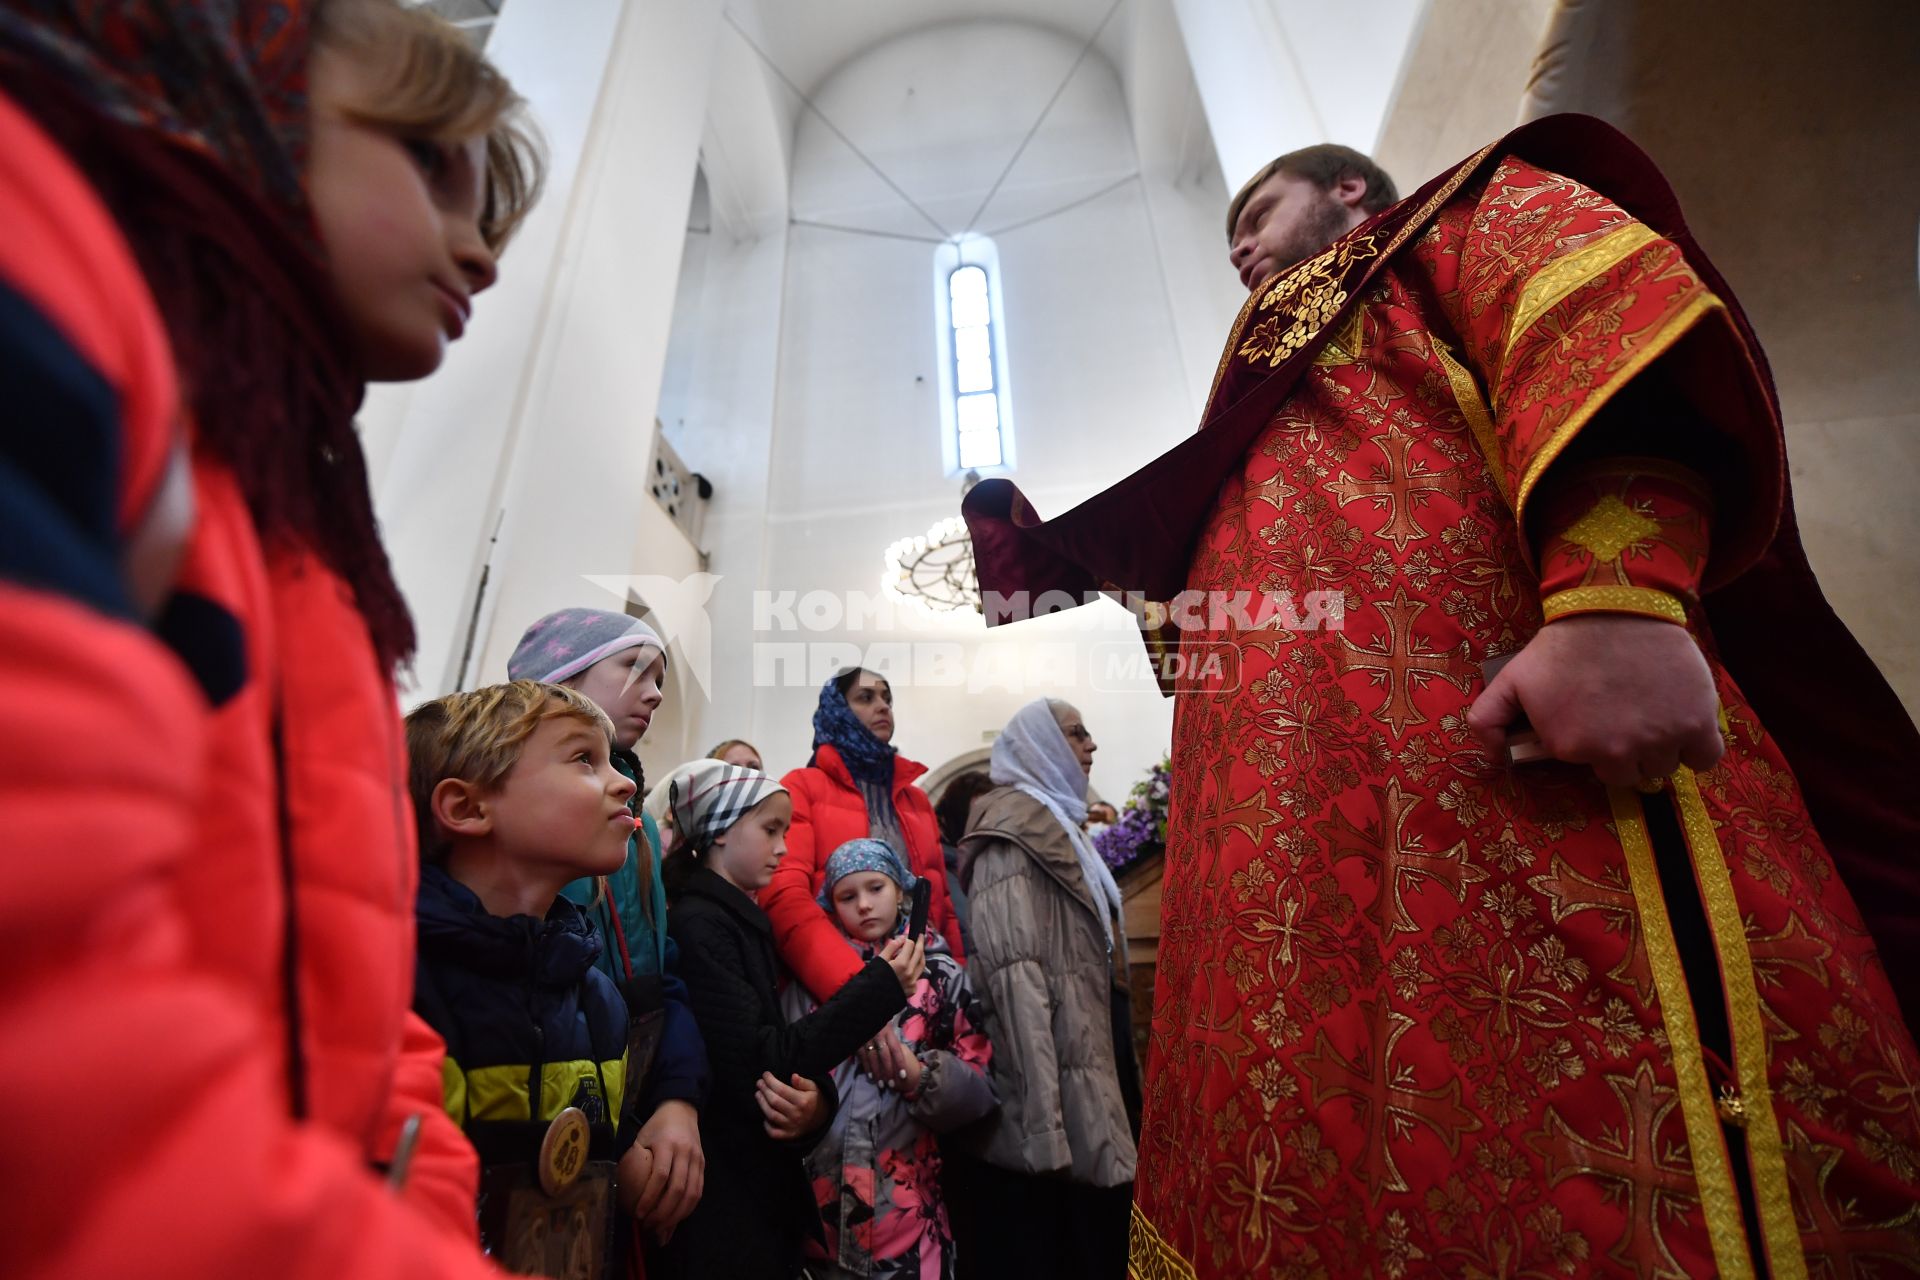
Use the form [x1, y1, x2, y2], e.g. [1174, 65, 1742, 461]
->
[964, 115, 1920, 1279]
[1110, 150, 1920, 1277]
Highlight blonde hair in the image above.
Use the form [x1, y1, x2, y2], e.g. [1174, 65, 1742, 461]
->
[708, 739, 762, 764]
[404, 680, 614, 863]
[316, 0, 546, 250]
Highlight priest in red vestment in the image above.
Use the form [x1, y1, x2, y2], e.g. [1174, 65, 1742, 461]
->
[963, 116, 1920, 1279]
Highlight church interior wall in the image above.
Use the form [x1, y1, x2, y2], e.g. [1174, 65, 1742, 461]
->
[707, 18, 1224, 795]
[1371, 0, 1555, 190]
[362, 0, 728, 699]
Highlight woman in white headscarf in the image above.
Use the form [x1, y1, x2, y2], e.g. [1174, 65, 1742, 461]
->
[947, 698, 1138, 1280]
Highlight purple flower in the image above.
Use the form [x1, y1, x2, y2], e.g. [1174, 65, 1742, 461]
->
[1094, 756, 1172, 872]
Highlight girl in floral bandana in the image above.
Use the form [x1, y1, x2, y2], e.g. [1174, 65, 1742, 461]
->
[785, 839, 998, 1280]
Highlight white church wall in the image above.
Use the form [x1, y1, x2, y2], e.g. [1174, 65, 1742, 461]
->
[362, 0, 636, 697]
[464, 0, 725, 700]
[1123, 0, 1248, 419]
[739, 21, 1199, 800]
[637, 15, 798, 787]
[641, 221, 792, 788]
[361, 0, 729, 700]
[653, 172, 710, 442]
[1174, 0, 1427, 192]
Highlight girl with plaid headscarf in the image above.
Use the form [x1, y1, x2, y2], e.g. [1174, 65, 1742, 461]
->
[660, 761, 926, 1279]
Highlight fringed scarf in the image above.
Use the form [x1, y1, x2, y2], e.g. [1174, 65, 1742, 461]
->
[0, 1, 415, 669]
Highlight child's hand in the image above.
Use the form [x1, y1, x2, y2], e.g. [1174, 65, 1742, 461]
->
[624, 1099, 705, 1242]
[616, 1143, 652, 1216]
[879, 935, 926, 996]
[756, 1071, 827, 1140]
[857, 1028, 924, 1097]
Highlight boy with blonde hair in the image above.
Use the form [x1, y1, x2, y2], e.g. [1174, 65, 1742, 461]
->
[406, 680, 656, 1277]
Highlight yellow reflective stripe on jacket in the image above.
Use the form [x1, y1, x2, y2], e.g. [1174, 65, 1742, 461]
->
[441, 1054, 466, 1122]
[441, 1054, 628, 1124]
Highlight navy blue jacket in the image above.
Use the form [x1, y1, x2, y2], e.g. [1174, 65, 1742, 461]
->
[413, 866, 633, 1143]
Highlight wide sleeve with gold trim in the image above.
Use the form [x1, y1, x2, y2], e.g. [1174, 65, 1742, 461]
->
[1534, 457, 1713, 625]
[1415, 156, 1782, 590]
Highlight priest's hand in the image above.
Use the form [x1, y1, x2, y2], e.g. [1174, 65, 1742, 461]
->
[1468, 614, 1724, 787]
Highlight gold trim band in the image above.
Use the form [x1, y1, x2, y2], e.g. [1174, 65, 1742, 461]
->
[1608, 786, 1756, 1279]
[1504, 222, 1661, 361]
[1542, 586, 1689, 624]
[1435, 338, 1511, 511]
[1513, 293, 1725, 526]
[1669, 769, 1810, 1279]
[1129, 1203, 1198, 1280]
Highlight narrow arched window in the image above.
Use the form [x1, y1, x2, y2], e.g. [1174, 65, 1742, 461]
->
[934, 237, 1013, 474]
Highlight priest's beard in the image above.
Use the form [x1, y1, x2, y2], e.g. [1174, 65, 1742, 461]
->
[1266, 194, 1359, 283]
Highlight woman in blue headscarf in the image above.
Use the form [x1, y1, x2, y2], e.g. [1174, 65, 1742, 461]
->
[763, 668, 966, 1006]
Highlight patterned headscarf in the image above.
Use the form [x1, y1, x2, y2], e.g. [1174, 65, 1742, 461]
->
[642, 760, 703, 843]
[816, 837, 917, 913]
[669, 759, 785, 855]
[809, 670, 897, 787]
[508, 609, 667, 685]
[0, 3, 320, 225]
[0, 1, 411, 667]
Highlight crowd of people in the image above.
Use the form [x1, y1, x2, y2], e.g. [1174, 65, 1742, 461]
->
[433, 605, 1143, 1278]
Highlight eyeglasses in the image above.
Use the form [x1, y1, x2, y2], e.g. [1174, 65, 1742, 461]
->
[1063, 725, 1092, 743]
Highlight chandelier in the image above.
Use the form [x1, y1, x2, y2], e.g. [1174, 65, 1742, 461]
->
[881, 474, 982, 613]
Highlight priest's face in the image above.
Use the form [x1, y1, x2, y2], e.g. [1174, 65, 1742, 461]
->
[1229, 170, 1369, 292]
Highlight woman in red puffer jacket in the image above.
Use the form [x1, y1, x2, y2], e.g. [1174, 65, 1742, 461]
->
[762, 669, 965, 1002]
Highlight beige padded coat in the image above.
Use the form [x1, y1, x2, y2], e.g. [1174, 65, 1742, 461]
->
[958, 785, 1138, 1189]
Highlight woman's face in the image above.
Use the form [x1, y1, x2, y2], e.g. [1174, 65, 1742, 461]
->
[306, 43, 498, 382]
[719, 742, 763, 770]
[846, 672, 895, 744]
[1053, 704, 1097, 775]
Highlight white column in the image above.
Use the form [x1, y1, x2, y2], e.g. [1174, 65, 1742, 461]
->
[469, 0, 726, 687]
[1127, 0, 1251, 418]
[365, 0, 724, 696]
[1170, 0, 1324, 194]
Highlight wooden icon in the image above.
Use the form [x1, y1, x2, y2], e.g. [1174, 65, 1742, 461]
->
[537, 1107, 590, 1196]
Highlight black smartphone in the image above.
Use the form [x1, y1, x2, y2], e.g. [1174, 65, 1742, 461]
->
[906, 880, 932, 941]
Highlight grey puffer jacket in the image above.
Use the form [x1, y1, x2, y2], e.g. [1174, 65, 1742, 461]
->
[958, 785, 1137, 1188]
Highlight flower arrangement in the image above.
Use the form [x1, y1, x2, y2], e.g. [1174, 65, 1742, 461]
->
[1092, 756, 1171, 874]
